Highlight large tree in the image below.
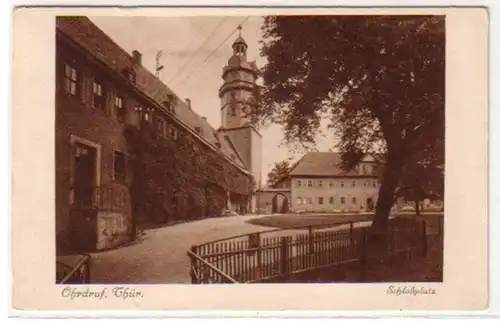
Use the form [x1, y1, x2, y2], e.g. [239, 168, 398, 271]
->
[267, 160, 292, 187]
[249, 15, 445, 235]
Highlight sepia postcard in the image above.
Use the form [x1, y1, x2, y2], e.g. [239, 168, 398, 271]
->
[11, 7, 488, 313]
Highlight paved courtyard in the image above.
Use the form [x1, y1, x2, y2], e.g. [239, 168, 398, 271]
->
[87, 214, 374, 284]
[89, 215, 279, 284]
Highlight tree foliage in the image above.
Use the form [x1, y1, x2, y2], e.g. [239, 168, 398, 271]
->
[251, 15, 445, 232]
[267, 160, 291, 187]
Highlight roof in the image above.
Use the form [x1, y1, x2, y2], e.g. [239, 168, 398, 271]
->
[289, 152, 378, 177]
[233, 35, 247, 46]
[56, 16, 247, 170]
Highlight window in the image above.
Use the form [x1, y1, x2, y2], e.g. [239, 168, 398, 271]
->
[297, 180, 302, 187]
[361, 165, 367, 174]
[329, 197, 334, 204]
[373, 181, 377, 188]
[307, 197, 312, 204]
[156, 117, 167, 138]
[64, 63, 78, 95]
[164, 95, 176, 114]
[92, 80, 105, 110]
[330, 180, 334, 188]
[230, 105, 237, 117]
[137, 107, 152, 123]
[308, 180, 313, 187]
[318, 180, 323, 188]
[115, 95, 126, 122]
[113, 151, 127, 182]
[318, 197, 323, 205]
[297, 197, 302, 205]
[128, 70, 136, 84]
[352, 197, 357, 204]
[352, 181, 356, 188]
[341, 180, 344, 188]
[168, 125, 179, 140]
[340, 197, 345, 205]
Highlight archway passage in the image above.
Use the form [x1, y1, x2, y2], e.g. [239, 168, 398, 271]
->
[271, 193, 289, 214]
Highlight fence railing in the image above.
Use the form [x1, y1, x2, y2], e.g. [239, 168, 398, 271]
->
[56, 253, 91, 284]
[188, 217, 441, 284]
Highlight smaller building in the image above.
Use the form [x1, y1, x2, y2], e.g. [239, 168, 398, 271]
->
[257, 152, 381, 214]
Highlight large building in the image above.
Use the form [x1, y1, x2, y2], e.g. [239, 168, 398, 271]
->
[55, 17, 262, 252]
[257, 152, 381, 214]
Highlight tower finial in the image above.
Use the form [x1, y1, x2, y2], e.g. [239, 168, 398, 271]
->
[237, 25, 242, 36]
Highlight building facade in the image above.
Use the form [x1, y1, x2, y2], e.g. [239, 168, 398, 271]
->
[290, 152, 380, 213]
[257, 152, 381, 214]
[56, 17, 260, 253]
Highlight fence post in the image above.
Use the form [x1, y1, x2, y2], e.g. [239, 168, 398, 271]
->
[421, 220, 427, 257]
[256, 233, 262, 281]
[358, 227, 367, 281]
[280, 236, 290, 281]
[308, 225, 314, 252]
[349, 222, 354, 255]
[189, 245, 199, 284]
[85, 257, 91, 284]
[308, 225, 314, 267]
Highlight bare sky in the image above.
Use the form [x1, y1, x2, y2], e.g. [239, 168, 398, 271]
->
[89, 16, 339, 184]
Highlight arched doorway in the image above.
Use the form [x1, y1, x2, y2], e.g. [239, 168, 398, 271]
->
[272, 193, 289, 214]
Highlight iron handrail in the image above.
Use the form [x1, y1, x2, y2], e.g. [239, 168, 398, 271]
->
[58, 253, 91, 284]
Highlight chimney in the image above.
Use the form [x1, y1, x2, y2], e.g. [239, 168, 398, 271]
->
[186, 98, 191, 110]
[132, 50, 142, 65]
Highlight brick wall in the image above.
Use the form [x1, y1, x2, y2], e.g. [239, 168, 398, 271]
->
[56, 37, 136, 251]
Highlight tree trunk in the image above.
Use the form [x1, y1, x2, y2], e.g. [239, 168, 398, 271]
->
[369, 155, 404, 258]
[372, 159, 403, 232]
[415, 199, 421, 216]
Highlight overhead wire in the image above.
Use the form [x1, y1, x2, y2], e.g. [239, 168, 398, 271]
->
[167, 17, 229, 85]
[173, 16, 251, 89]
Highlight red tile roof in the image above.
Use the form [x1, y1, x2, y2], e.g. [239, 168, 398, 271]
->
[56, 16, 247, 170]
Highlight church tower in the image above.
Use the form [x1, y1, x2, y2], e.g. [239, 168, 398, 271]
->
[218, 26, 262, 211]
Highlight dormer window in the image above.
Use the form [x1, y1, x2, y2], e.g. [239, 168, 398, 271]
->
[122, 67, 136, 84]
[195, 126, 202, 135]
[164, 95, 176, 114]
[215, 142, 221, 149]
[136, 106, 152, 123]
